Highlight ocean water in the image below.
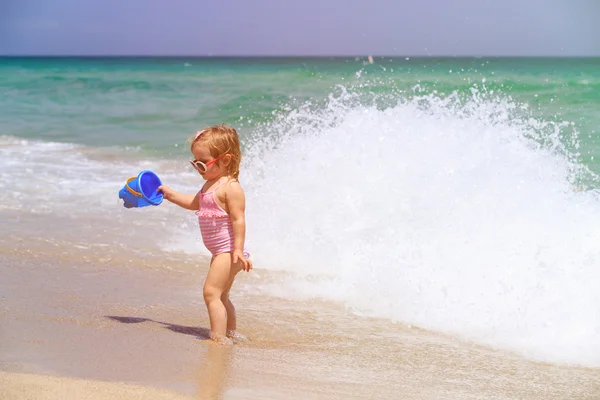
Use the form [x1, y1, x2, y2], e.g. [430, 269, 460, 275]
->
[2, 56, 600, 368]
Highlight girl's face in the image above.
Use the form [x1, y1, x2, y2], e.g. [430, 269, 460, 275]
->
[190, 143, 227, 180]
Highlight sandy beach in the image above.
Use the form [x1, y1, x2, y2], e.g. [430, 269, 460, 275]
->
[0, 371, 192, 400]
[1, 211, 599, 400]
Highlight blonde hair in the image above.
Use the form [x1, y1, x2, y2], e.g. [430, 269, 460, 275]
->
[190, 124, 242, 180]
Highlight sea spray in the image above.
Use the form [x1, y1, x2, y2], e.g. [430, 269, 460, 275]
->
[242, 87, 600, 367]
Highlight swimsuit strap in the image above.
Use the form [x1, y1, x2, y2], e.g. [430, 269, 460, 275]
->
[201, 178, 230, 195]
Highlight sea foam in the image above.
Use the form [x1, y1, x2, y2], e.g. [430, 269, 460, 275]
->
[241, 86, 600, 367]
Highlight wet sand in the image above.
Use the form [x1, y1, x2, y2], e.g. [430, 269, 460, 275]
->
[0, 371, 191, 400]
[1, 220, 600, 399]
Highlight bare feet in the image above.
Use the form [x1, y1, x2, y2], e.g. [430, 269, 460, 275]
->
[226, 330, 248, 343]
[209, 331, 233, 345]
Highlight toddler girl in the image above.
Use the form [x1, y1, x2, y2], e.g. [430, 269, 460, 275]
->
[159, 124, 252, 344]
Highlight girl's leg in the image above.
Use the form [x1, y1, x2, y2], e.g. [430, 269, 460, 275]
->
[222, 290, 248, 342]
[203, 253, 242, 343]
[221, 289, 237, 333]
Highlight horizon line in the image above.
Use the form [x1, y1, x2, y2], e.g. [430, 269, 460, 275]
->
[1, 54, 599, 58]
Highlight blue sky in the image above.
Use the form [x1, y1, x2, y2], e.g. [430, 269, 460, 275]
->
[1, 0, 599, 56]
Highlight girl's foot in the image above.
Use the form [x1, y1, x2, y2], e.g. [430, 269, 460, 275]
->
[209, 331, 233, 345]
[226, 330, 248, 343]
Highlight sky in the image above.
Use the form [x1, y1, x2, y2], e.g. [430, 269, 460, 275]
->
[1, 0, 599, 56]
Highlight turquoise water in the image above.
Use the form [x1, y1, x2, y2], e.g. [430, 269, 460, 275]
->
[2, 57, 600, 367]
[2, 56, 599, 164]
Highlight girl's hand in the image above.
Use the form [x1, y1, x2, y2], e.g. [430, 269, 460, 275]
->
[233, 250, 252, 272]
[158, 185, 173, 200]
[158, 186, 199, 210]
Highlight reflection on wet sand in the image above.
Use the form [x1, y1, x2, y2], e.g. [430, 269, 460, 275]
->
[196, 344, 233, 400]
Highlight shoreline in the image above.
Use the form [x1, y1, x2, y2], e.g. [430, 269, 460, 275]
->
[1, 234, 599, 399]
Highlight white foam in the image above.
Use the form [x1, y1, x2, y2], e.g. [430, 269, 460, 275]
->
[240, 88, 600, 367]
[0, 136, 205, 254]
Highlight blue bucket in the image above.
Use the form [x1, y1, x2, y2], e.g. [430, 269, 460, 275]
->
[118, 170, 164, 208]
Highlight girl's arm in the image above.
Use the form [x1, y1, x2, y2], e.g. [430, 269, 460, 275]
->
[225, 181, 252, 271]
[158, 185, 200, 210]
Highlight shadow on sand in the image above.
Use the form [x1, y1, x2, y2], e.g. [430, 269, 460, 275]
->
[105, 316, 211, 340]
[106, 315, 235, 398]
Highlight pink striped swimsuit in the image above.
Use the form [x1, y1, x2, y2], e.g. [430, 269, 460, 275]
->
[196, 180, 249, 258]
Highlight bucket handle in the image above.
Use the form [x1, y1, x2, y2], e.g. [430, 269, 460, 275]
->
[125, 177, 143, 198]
